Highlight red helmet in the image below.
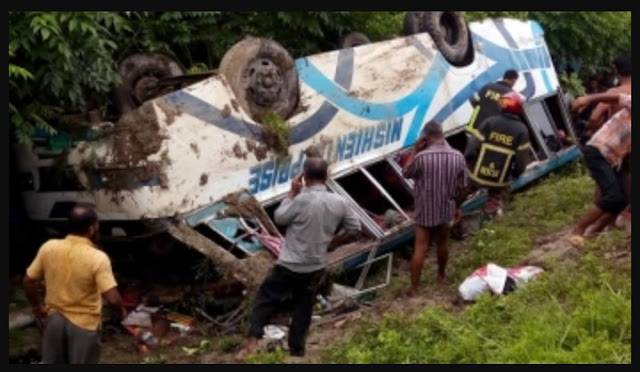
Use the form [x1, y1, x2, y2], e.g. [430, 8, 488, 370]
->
[498, 91, 524, 115]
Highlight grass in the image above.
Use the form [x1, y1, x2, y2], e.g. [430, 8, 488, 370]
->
[450, 160, 593, 282]
[260, 110, 290, 157]
[245, 346, 287, 364]
[318, 160, 631, 364]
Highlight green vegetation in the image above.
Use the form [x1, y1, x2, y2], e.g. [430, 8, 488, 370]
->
[465, 11, 632, 76]
[559, 72, 587, 100]
[320, 161, 630, 363]
[451, 161, 592, 280]
[141, 354, 168, 364]
[246, 346, 287, 364]
[213, 334, 243, 353]
[260, 110, 290, 157]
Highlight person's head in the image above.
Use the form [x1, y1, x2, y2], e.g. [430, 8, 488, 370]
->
[302, 157, 329, 185]
[422, 121, 444, 146]
[502, 69, 519, 87]
[68, 202, 99, 240]
[612, 54, 631, 79]
[498, 91, 524, 115]
[587, 77, 600, 92]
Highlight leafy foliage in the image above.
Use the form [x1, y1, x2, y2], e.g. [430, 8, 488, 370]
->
[559, 72, 587, 100]
[9, 12, 127, 143]
[465, 12, 632, 76]
[9, 45, 57, 144]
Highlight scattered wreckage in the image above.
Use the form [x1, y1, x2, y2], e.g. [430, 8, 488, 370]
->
[13, 12, 581, 315]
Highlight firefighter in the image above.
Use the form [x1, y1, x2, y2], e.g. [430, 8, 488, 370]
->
[465, 69, 519, 138]
[464, 91, 532, 217]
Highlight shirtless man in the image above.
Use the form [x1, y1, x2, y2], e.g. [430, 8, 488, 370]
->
[586, 54, 631, 232]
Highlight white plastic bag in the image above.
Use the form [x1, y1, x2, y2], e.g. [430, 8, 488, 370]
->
[459, 263, 544, 301]
[484, 263, 508, 294]
[458, 274, 490, 301]
[458, 263, 508, 301]
[263, 325, 287, 340]
[507, 265, 543, 284]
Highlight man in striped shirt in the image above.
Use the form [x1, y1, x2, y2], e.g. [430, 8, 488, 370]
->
[402, 121, 468, 296]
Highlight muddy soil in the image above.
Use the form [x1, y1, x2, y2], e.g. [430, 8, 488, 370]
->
[155, 98, 183, 126]
[91, 101, 169, 193]
[113, 101, 165, 166]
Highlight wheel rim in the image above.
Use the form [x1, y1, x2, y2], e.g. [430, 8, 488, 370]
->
[133, 75, 161, 106]
[246, 58, 284, 108]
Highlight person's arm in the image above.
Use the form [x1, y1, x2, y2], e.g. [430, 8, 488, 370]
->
[23, 249, 47, 327]
[588, 102, 611, 134]
[587, 87, 624, 134]
[402, 136, 428, 179]
[103, 287, 126, 321]
[274, 174, 303, 226]
[23, 275, 47, 326]
[572, 92, 626, 114]
[455, 156, 470, 208]
[327, 202, 362, 251]
[95, 258, 126, 321]
[465, 118, 490, 165]
[512, 131, 531, 179]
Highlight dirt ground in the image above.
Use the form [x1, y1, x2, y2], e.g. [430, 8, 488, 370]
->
[8, 220, 630, 364]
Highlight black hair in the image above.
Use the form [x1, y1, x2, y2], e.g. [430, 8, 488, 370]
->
[613, 54, 631, 77]
[503, 69, 519, 80]
[422, 121, 444, 139]
[303, 157, 328, 181]
[68, 202, 98, 236]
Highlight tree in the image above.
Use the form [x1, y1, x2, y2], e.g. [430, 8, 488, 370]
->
[9, 46, 57, 144]
[9, 12, 129, 144]
[464, 11, 632, 76]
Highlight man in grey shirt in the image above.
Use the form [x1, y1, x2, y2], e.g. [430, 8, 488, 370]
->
[237, 157, 361, 359]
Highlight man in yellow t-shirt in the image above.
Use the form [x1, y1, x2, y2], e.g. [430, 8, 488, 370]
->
[23, 203, 126, 364]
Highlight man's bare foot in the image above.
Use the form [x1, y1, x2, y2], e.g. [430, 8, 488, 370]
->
[437, 275, 451, 285]
[567, 234, 585, 249]
[405, 287, 419, 298]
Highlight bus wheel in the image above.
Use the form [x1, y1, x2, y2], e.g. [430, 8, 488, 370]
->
[403, 11, 474, 67]
[422, 11, 472, 66]
[403, 12, 424, 35]
[218, 36, 299, 121]
[338, 32, 371, 49]
[114, 53, 184, 115]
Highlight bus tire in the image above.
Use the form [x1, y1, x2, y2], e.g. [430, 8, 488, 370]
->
[403, 11, 424, 35]
[422, 11, 471, 66]
[339, 32, 371, 49]
[114, 53, 184, 115]
[219, 36, 299, 121]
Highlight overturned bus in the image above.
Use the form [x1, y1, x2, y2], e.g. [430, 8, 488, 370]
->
[13, 12, 580, 292]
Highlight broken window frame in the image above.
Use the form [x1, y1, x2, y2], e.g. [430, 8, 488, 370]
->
[185, 191, 271, 258]
[522, 90, 576, 159]
[329, 252, 394, 301]
[327, 158, 414, 239]
[540, 89, 579, 148]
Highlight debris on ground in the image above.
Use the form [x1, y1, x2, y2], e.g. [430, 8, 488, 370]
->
[458, 263, 544, 301]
